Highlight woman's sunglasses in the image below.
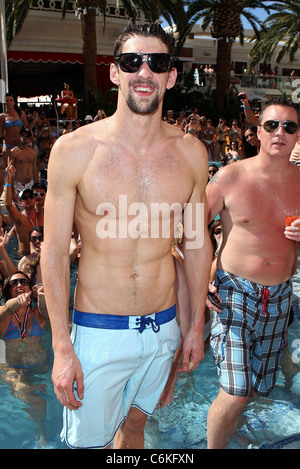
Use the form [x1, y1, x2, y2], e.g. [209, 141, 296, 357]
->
[114, 53, 173, 74]
[9, 278, 30, 287]
[262, 120, 299, 135]
[33, 192, 45, 197]
[30, 235, 43, 242]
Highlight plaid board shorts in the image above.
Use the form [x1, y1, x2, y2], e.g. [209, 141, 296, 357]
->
[210, 269, 292, 397]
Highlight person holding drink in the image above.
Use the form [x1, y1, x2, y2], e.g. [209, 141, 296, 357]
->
[206, 97, 300, 449]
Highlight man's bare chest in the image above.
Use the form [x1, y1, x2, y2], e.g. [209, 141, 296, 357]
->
[77, 150, 193, 215]
[14, 149, 35, 165]
[225, 174, 300, 230]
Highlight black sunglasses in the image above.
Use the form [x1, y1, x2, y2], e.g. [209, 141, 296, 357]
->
[21, 194, 35, 201]
[262, 120, 299, 135]
[9, 278, 30, 287]
[114, 53, 173, 74]
[30, 235, 43, 242]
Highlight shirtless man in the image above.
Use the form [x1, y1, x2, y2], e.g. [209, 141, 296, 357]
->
[8, 128, 38, 197]
[41, 22, 212, 450]
[206, 96, 300, 449]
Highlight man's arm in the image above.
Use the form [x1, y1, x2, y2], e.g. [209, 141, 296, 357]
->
[41, 134, 84, 410]
[178, 137, 212, 372]
[238, 92, 259, 127]
[206, 170, 225, 224]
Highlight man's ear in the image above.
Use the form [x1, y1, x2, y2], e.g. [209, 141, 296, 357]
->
[257, 125, 261, 141]
[110, 63, 120, 86]
[166, 67, 177, 90]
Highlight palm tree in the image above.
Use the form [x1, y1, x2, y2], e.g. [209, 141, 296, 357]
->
[5, 0, 191, 112]
[249, 1, 300, 67]
[184, 0, 270, 114]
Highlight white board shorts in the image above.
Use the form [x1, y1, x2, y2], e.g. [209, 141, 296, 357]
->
[61, 305, 180, 449]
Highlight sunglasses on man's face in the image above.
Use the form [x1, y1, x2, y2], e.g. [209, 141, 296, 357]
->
[114, 53, 173, 74]
[262, 120, 299, 135]
[21, 194, 35, 201]
[9, 278, 30, 288]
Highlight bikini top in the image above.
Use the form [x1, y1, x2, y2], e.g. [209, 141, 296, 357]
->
[2, 307, 43, 340]
[4, 118, 23, 129]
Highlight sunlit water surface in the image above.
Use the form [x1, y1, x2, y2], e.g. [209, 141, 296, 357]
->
[0, 239, 299, 449]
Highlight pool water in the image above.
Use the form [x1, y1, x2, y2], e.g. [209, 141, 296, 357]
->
[0, 240, 299, 449]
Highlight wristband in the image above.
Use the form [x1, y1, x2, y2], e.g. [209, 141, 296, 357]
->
[243, 106, 250, 110]
[4, 184, 11, 187]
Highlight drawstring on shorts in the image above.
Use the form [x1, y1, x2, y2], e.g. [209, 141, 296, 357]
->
[260, 287, 270, 315]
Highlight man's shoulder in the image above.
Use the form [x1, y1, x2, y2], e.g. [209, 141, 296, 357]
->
[48, 121, 105, 182]
[209, 159, 247, 187]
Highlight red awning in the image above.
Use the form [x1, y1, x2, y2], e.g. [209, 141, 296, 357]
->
[8, 50, 113, 66]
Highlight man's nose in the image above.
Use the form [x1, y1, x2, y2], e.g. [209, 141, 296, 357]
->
[275, 123, 286, 134]
[137, 60, 153, 78]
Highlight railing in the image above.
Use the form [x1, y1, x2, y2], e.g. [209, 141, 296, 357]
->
[176, 71, 297, 94]
[233, 74, 295, 92]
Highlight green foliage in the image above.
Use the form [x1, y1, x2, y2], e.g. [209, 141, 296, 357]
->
[249, 1, 300, 66]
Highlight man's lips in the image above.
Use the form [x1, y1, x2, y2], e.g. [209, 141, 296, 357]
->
[133, 85, 155, 95]
[130, 80, 157, 96]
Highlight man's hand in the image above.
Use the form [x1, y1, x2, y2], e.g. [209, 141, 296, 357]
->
[285, 218, 300, 242]
[177, 328, 204, 373]
[206, 283, 222, 312]
[52, 350, 84, 410]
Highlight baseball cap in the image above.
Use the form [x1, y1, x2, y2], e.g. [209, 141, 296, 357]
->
[19, 188, 34, 200]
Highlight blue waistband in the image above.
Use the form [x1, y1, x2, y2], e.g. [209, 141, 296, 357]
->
[73, 304, 176, 334]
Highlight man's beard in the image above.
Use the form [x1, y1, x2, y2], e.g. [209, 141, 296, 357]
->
[126, 80, 159, 115]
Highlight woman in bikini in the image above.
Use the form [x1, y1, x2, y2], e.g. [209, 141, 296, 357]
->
[0, 93, 38, 168]
[0, 271, 48, 359]
[0, 271, 49, 425]
[60, 83, 77, 120]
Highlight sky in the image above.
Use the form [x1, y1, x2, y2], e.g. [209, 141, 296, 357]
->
[242, 6, 272, 28]
[162, 4, 275, 30]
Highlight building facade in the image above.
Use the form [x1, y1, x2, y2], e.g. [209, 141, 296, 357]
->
[6, 1, 300, 105]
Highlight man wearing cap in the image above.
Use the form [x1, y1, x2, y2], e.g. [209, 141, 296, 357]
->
[84, 115, 94, 124]
[4, 163, 43, 255]
[8, 128, 38, 199]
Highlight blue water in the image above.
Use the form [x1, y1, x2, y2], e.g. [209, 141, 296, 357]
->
[0, 239, 299, 449]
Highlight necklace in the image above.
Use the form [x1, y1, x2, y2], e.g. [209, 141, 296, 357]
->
[23, 211, 38, 228]
[13, 305, 30, 339]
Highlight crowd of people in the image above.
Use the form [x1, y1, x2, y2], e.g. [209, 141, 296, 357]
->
[0, 19, 299, 450]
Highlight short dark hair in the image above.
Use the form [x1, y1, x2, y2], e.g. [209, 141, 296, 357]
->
[114, 21, 175, 58]
[32, 182, 47, 192]
[29, 225, 44, 238]
[259, 96, 300, 126]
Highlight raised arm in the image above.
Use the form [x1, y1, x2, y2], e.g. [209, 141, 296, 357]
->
[4, 164, 23, 225]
